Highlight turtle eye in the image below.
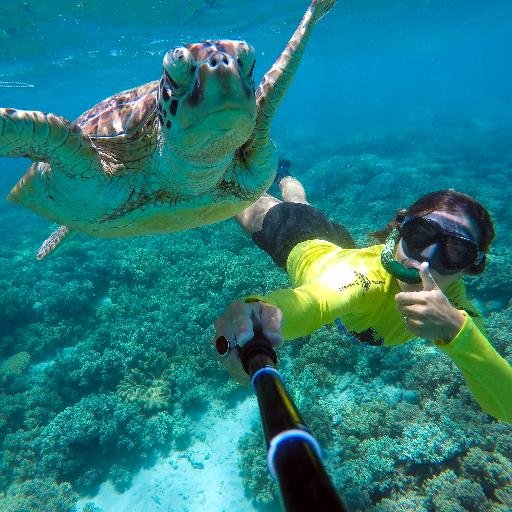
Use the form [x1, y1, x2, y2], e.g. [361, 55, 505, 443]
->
[163, 46, 192, 90]
[236, 42, 256, 77]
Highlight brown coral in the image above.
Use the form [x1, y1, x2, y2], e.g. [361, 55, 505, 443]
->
[116, 352, 175, 415]
[1, 351, 31, 375]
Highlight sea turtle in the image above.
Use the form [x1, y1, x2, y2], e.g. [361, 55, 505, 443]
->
[0, 0, 336, 259]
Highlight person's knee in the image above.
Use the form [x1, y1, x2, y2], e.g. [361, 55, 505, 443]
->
[237, 195, 282, 234]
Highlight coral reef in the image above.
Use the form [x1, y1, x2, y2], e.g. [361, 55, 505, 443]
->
[238, 428, 279, 509]
[0, 478, 77, 512]
[117, 352, 176, 415]
[0, 352, 31, 376]
[1, 119, 511, 511]
[240, 316, 512, 510]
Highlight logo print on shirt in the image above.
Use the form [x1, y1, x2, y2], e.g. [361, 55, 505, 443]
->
[338, 271, 385, 293]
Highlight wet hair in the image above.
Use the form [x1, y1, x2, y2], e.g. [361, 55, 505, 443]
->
[371, 190, 495, 274]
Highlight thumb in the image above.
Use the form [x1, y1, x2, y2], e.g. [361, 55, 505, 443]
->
[419, 261, 438, 291]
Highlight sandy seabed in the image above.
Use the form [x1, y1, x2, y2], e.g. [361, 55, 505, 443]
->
[76, 397, 261, 512]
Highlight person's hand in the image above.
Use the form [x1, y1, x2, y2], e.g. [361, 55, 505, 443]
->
[213, 301, 283, 384]
[395, 262, 465, 342]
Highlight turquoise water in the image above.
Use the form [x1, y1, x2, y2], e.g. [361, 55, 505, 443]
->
[1, 1, 511, 511]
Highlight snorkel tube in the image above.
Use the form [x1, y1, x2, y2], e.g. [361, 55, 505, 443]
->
[381, 228, 422, 284]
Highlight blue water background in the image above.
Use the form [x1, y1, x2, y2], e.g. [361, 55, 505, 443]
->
[1, 1, 511, 511]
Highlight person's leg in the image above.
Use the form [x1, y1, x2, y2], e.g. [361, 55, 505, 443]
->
[237, 164, 354, 268]
[236, 193, 282, 235]
[278, 174, 355, 247]
[279, 176, 309, 205]
[236, 173, 309, 235]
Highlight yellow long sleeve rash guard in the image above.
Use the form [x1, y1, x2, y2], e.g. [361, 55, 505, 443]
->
[247, 240, 512, 422]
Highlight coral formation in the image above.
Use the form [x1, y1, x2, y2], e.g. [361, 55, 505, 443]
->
[1, 115, 511, 511]
[0, 352, 31, 376]
[0, 478, 77, 512]
[117, 352, 176, 415]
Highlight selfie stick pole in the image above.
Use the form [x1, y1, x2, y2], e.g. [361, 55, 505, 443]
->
[239, 332, 347, 512]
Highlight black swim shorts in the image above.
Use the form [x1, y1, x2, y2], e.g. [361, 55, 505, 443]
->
[251, 202, 356, 268]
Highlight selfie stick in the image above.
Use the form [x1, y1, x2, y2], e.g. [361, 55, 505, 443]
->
[239, 331, 347, 512]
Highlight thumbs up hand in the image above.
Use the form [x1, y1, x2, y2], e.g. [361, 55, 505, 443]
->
[395, 262, 465, 342]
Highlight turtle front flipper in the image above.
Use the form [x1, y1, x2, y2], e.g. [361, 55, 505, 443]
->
[36, 225, 75, 260]
[239, 0, 337, 191]
[238, 0, 336, 194]
[0, 108, 103, 178]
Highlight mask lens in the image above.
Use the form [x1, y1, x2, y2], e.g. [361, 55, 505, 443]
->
[442, 236, 477, 270]
[400, 216, 479, 274]
[400, 218, 438, 252]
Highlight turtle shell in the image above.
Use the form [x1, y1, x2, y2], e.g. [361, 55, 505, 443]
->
[75, 81, 160, 174]
[76, 81, 159, 137]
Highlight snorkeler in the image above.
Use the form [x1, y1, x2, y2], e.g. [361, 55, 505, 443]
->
[214, 163, 512, 423]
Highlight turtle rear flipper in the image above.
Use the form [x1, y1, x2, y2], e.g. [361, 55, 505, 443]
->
[36, 225, 75, 260]
[0, 108, 103, 178]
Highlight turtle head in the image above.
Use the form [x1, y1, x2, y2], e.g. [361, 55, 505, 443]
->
[158, 40, 257, 163]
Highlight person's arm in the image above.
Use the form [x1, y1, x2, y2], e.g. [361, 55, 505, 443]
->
[247, 280, 363, 341]
[435, 313, 512, 423]
[396, 262, 512, 423]
[214, 270, 364, 384]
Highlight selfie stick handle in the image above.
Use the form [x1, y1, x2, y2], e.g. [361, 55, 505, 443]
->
[239, 333, 346, 512]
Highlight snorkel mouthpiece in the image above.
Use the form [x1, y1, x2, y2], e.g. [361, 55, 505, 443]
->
[381, 228, 422, 284]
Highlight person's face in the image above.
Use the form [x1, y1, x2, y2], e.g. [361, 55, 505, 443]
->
[394, 210, 480, 292]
